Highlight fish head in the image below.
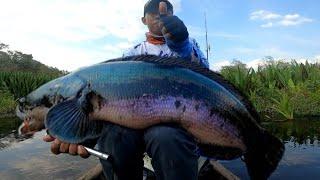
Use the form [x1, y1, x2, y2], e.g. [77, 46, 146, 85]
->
[18, 106, 49, 135]
[16, 74, 86, 135]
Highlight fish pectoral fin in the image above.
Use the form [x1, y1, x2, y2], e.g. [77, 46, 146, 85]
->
[45, 98, 103, 144]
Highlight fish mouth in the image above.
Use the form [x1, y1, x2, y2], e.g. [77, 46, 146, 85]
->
[18, 122, 36, 136]
[17, 105, 49, 135]
[15, 98, 44, 135]
[18, 116, 44, 136]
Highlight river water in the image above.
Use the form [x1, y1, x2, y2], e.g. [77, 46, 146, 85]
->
[0, 117, 319, 179]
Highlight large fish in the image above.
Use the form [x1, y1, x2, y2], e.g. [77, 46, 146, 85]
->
[17, 55, 284, 179]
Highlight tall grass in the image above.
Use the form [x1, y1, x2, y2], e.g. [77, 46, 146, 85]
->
[0, 89, 15, 114]
[220, 60, 320, 120]
[0, 72, 59, 115]
[0, 72, 58, 99]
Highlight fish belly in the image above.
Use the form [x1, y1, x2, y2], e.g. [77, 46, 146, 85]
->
[92, 95, 246, 151]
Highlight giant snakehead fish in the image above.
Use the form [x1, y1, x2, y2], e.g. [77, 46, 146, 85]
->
[17, 55, 285, 180]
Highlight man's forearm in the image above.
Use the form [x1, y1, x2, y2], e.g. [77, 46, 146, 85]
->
[166, 38, 192, 60]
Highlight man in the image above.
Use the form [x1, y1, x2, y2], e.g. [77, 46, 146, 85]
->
[124, 0, 208, 68]
[43, 0, 209, 179]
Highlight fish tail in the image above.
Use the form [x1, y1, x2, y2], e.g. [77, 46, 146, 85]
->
[244, 130, 285, 180]
[45, 95, 103, 144]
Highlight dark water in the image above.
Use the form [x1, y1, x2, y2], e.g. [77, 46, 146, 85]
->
[1, 117, 320, 179]
[221, 118, 320, 179]
[0, 117, 20, 137]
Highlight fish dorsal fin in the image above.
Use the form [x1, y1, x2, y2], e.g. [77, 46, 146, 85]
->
[103, 55, 261, 123]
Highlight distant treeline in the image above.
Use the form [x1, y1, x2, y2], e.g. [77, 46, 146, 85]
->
[0, 42, 65, 115]
[0, 43, 67, 76]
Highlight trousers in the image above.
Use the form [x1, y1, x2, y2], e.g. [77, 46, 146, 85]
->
[97, 123, 199, 180]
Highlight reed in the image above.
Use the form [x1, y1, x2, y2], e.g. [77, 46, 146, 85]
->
[0, 72, 58, 99]
[220, 60, 320, 120]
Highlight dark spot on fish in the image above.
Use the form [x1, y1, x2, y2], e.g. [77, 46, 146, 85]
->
[174, 100, 181, 109]
[98, 98, 103, 110]
[195, 104, 200, 111]
[41, 96, 53, 108]
[210, 108, 215, 117]
[145, 101, 150, 108]
[182, 106, 186, 112]
[220, 123, 224, 128]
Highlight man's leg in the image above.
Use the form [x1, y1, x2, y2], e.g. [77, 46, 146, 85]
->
[144, 124, 199, 180]
[97, 123, 144, 180]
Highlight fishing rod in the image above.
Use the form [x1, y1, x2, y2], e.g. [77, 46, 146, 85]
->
[204, 12, 210, 60]
[83, 146, 109, 160]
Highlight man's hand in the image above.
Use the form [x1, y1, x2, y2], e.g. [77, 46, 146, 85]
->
[158, 2, 189, 43]
[43, 134, 90, 158]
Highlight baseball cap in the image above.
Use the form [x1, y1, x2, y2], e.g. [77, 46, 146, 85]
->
[144, 0, 173, 16]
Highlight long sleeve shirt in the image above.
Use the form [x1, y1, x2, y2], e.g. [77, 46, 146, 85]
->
[123, 37, 209, 68]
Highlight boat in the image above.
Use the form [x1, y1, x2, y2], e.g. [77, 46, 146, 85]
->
[77, 156, 240, 180]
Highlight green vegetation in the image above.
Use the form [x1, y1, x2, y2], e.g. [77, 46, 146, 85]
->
[220, 58, 320, 120]
[0, 72, 58, 99]
[0, 89, 15, 115]
[0, 43, 64, 115]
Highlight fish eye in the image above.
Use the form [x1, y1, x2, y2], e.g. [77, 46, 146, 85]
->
[17, 97, 26, 104]
[40, 96, 53, 108]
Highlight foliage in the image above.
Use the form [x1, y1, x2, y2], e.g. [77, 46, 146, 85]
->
[0, 89, 15, 114]
[0, 42, 64, 113]
[0, 72, 58, 99]
[220, 58, 320, 120]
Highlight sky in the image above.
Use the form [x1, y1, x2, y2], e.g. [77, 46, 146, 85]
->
[0, 0, 319, 71]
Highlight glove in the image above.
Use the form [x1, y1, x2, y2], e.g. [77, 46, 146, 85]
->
[160, 15, 189, 43]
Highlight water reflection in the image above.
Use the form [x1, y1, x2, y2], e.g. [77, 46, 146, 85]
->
[263, 118, 320, 146]
[221, 118, 320, 180]
[0, 130, 99, 180]
[1, 117, 320, 179]
[0, 117, 21, 137]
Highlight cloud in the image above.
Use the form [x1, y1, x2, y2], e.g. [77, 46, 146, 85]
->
[210, 58, 266, 71]
[210, 60, 231, 71]
[246, 59, 266, 69]
[250, 10, 281, 20]
[211, 54, 320, 72]
[250, 10, 313, 28]
[315, 55, 320, 63]
[279, 14, 313, 26]
[261, 22, 273, 28]
[0, 0, 181, 71]
[103, 41, 136, 56]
